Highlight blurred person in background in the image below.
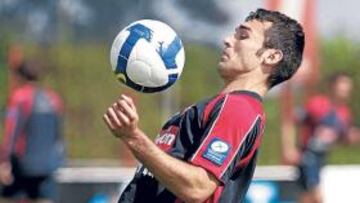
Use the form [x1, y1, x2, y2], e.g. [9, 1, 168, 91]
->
[103, 8, 305, 203]
[281, 72, 360, 203]
[0, 60, 65, 203]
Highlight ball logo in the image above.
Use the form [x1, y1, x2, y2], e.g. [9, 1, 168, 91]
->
[210, 140, 229, 153]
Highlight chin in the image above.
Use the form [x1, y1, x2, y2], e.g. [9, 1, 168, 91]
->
[217, 63, 226, 74]
[218, 60, 227, 69]
[217, 65, 230, 80]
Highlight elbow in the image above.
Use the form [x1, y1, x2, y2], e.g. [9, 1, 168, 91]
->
[181, 187, 214, 203]
[182, 194, 207, 203]
[182, 170, 219, 203]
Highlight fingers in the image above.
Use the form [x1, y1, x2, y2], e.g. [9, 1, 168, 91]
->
[120, 94, 136, 110]
[103, 94, 138, 133]
[114, 103, 131, 125]
[103, 108, 121, 131]
[103, 114, 114, 130]
[116, 100, 138, 122]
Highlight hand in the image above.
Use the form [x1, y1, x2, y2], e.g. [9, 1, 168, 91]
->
[103, 94, 139, 139]
[0, 162, 13, 185]
[347, 127, 360, 144]
[282, 148, 301, 165]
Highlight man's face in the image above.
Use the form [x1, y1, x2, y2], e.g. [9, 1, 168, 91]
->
[332, 76, 353, 102]
[218, 19, 272, 80]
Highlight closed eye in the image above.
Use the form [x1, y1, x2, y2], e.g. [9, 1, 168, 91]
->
[235, 28, 249, 40]
[235, 25, 250, 40]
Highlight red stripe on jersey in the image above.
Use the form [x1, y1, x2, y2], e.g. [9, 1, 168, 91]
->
[202, 93, 227, 128]
[172, 186, 224, 203]
[220, 115, 260, 178]
[236, 119, 262, 168]
[191, 95, 229, 164]
[204, 185, 224, 203]
[190, 94, 261, 182]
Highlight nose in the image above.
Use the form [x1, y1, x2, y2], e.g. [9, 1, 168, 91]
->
[223, 35, 232, 47]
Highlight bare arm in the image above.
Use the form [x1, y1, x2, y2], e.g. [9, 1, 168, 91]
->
[344, 127, 360, 144]
[0, 98, 24, 185]
[280, 118, 301, 165]
[280, 86, 301, 165]
[103, 94, 219, 203]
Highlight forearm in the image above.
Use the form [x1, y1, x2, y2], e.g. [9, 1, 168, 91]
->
[281, 121, 297, 150]
[123, 129, 217, 203]
[345, 127, 360, 144]
[2, 105, 23, 162]
[2, 121, 18, 162]
[103, 95, 218, 202]
[280, 119, 302, 165]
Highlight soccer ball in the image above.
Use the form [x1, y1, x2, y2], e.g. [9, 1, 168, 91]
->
[110, 19, 185, 93]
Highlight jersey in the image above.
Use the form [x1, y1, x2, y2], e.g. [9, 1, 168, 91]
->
[299, 95, 352, 150]
[1, 84, 65, 176]
[119, 90, 266, 203]
[296, 95, 352, 190]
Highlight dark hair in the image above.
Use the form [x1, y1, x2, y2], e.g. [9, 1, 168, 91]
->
[328, 71, 352, 86]
[246, 8, 305, 88]
[15, 62, 39, 81]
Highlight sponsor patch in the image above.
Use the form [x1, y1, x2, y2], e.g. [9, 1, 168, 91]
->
[202, 138, 230, 166]
[155, 126, 179, 151]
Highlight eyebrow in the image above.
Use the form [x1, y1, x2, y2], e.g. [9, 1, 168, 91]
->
[238, 24, 252, 32]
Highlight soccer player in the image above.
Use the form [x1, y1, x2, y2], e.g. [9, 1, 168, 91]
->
[0, 61, 65, 203]
[104, 8, 305, 203]
[282, 72, 360, 203]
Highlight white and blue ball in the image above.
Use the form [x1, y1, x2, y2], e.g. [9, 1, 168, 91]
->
[110, 19, 185, 93]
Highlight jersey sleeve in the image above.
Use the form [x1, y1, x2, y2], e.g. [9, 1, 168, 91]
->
[1, 93, 28, 162]
[305, 95, 331, 122]
[305, 96, 348, 135]
[189, 95, 261, 183]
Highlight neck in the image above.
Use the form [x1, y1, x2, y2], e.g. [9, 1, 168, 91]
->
[221, 72, 268, 97]
[331, 95, 347, 106]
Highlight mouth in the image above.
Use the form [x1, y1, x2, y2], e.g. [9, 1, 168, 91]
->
[220, 51, 229, 62]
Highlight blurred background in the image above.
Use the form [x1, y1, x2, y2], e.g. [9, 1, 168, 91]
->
[0, 0, 360, 202]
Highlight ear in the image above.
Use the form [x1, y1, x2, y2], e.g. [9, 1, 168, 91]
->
[263, 49, 283, 66]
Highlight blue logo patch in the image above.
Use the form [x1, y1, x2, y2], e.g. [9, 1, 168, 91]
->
[202, 138, 230, 166]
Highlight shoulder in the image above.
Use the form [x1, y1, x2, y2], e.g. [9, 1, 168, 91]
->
[336, 104, 353, 124]
[306, 95, 330, 106]
[305, 95, 332, 117]
[209, 93, 262, 124]
[44, 88, 64, 112]
[10, 85, 35, 105]
[224, 92, 263, 115]
[203, 92, 262, 112]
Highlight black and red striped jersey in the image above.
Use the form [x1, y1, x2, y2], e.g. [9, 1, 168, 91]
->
[119, 90, 266, 203]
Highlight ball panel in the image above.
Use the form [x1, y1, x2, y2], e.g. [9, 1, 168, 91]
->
[128, 40, 168, 87]
[126, 60, 151, 85]
[134, 20, 177, 48]
[110, 30, 130, 71]
[175, 48, 185, 75]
